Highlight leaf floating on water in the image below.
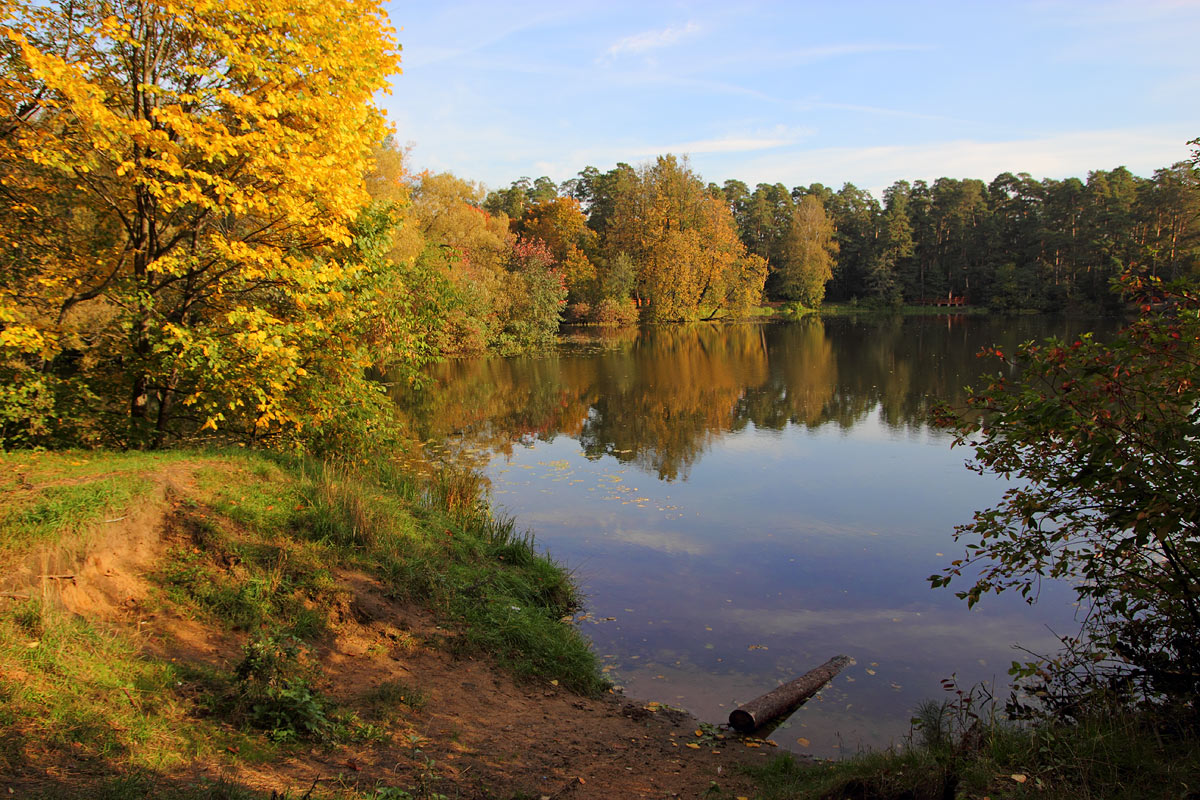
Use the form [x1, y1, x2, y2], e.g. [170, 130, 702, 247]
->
[796, 737, 811, 747]
[747, 644, 768, 650]
[866, 669, 876, 675]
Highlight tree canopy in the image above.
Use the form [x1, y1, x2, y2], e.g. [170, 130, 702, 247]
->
[0, 0, 401, 447]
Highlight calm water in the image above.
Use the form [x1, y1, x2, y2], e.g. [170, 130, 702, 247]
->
[397, 316, 1108, 757]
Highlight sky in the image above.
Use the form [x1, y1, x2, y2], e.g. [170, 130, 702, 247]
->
[379, 1, 1200, 196]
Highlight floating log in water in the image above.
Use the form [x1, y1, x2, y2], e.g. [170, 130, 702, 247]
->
[728, 655, 852, 733]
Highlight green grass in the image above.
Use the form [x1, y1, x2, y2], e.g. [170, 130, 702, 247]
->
[0, 475, 154, 555]
[741, 702, 1200, 800]
[0, 448, 208, 557]
[294, 459, 606, 696]
[0, 596, 237, 775]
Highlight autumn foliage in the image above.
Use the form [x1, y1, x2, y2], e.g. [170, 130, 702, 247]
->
[0, 0, 401, 447]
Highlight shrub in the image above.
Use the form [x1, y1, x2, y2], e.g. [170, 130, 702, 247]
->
[934, 274, 1200, 710]
[231, 635, 330, 741]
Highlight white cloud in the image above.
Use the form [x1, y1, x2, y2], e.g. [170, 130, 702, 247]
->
[647, 133, 799, 155]
[521, 126, 811, 182]
[733, 41, 933, 68]
[605, 21, 700, 58]
[609, 527, 711, 556]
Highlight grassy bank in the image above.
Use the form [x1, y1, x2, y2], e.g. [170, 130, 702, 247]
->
[0, 449, 604, 797]
[770, 301, 992, 318]
[741, 697, 1200, 800]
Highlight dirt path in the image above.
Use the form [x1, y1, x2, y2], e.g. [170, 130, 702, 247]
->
[188, 573, 786, 799]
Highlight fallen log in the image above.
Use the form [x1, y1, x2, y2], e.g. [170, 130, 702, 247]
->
[729, 655, 852, 733]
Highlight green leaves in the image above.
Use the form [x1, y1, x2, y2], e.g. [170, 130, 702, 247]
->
[934, 275, 1200, 705]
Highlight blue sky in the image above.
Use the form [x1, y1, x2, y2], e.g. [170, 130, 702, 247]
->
[380, 1, 1200, 196]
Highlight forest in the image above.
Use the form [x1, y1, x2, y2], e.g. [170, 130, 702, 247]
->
[485, 158, 1200, 316]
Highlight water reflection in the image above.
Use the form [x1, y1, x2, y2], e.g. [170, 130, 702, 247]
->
[398, 316, 1091, 479]
[393, 316, 1108, 757]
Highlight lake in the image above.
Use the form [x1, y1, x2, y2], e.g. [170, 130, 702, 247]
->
[395, 314, 1107, 758]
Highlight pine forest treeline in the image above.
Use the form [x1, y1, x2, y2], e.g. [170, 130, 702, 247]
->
[489, 160, 1200, 316]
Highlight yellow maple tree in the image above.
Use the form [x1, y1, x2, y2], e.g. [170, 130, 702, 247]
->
[0, 0, 399, 446]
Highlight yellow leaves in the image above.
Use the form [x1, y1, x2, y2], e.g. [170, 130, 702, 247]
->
[0, 322, 47, 352]
[1, 0, 405, 444]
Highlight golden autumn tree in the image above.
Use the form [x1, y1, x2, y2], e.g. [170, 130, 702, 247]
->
[515, 196, 595, 306]
[406, 171, 513, 353]
[628, 156, 767, 322]
[0, 0, 399, 447]
[402, 171, 569, 355]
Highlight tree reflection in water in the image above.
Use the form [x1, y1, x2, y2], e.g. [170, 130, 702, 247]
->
[393, 315, 1103, 482]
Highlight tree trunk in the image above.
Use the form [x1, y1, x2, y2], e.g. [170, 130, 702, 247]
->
[728, 655, 852, 733]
